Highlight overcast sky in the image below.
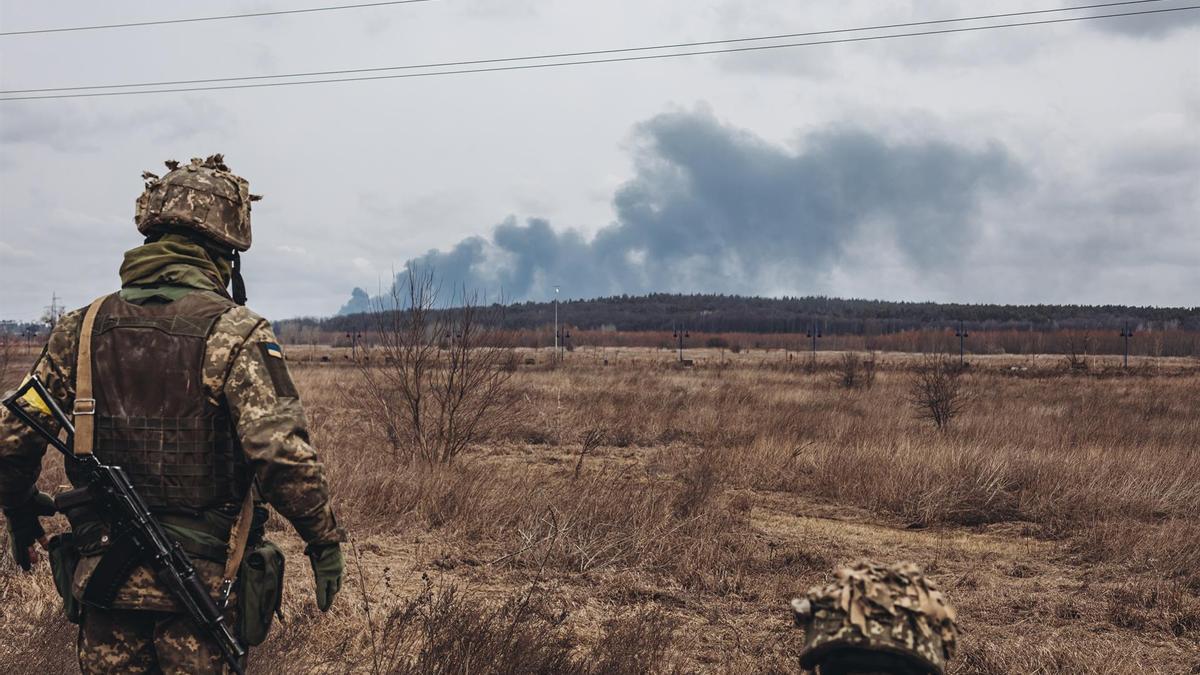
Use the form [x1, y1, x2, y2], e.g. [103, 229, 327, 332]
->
[1, 0, 1197, 321]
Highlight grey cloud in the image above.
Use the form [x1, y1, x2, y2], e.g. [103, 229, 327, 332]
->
[342, 108, 1023, 312]
[1103, 135, 1200, 177]
[1087, 5, 1200, 38]
[0, 98, 231, 152]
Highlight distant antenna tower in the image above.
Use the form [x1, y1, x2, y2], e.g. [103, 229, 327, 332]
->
[44, 292, 63, 329]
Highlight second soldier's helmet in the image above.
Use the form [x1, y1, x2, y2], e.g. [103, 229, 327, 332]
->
[791, 561, 958, 675]
[135, 154, 260, 252]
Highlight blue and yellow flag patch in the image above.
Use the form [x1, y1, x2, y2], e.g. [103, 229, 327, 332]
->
[257, 342, 298, 398]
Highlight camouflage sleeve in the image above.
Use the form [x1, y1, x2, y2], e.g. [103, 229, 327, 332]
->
[0, 309, 83, 508]
[207, 308, 344, 546]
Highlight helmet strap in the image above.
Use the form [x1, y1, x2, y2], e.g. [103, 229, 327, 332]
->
[231, 251, 248, 306]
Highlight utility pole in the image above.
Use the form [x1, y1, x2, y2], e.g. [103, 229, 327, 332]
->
[557, 327, 571, 361]
[553, 286, 560, 363]
[1119, 322, 1134, 368]
[806, 321, 821, 355]
[673, 324, 689, 362]
[955, 320, 969, 366]
[345, 331, 362, 360]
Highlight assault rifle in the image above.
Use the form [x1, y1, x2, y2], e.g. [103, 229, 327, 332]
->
[3, 375, 246, 674]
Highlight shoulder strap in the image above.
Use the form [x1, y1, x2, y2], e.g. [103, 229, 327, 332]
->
[73, 296, 107, 455]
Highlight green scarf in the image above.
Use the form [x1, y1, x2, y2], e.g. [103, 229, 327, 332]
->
[119, 234, 232, 303]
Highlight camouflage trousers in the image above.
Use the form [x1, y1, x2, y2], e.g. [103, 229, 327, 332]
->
[77, 606, 244, 674]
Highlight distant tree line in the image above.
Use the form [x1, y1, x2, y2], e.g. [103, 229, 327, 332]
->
[282, 292, 1200, 337]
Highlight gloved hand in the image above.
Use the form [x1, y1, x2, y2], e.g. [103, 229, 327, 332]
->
[304, 542, 343, 612]
[3, 491, 56, 571]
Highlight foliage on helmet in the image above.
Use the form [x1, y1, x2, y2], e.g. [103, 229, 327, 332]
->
[135, 154, 262, 252]
[791, 560, 958, 675]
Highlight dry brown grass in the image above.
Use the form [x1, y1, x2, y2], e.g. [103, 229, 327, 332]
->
[1, 349, 1198, 673]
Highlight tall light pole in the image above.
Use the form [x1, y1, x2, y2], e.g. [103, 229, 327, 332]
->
[345, 331, 363, 360]
[553, 286, 560, 362]
[1120, 322, 1134, 368]
[955, 320, 969, 366]
[673, 324, 689, 362]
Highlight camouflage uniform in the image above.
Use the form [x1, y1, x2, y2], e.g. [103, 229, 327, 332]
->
[791, 561, 958, 675]
[0, 155, 343, 673]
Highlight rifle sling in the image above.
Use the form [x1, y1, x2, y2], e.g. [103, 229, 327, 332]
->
[74, 296, 107, 455]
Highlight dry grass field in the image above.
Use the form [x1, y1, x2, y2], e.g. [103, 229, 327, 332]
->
[1, 346, 1198, 673]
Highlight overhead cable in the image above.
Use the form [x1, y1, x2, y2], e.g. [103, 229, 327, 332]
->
[0, 0, 1177, 95]
[2, 5, 1195, 101]
[0, 0, 435, 37]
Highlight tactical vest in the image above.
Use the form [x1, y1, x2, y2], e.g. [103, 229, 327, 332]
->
[67, 292, 248, 514]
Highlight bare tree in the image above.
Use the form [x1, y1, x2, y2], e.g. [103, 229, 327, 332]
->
[358, 268, 518, 463]
[909, 355, 968, 431]
[1064, 335, 1091, 372]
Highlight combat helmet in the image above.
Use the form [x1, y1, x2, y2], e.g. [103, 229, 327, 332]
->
[791, 561, 958, 675]
[135, 154, 260, 251]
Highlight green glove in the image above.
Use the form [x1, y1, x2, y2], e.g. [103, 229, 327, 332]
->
[305, 542, 343, 612]
[3, 491, 56, 571]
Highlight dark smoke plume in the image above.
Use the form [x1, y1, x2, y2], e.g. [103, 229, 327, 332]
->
[340, 108, 1022, 314]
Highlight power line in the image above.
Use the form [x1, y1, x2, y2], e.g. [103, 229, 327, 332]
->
[2, 5, 1195, 102]
[0, 0, 1175, 95]
[0, 0, 435, 37]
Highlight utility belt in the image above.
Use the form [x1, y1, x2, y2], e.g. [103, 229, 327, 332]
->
[48, 485, 284, 645]
[57, 487, 251, 562]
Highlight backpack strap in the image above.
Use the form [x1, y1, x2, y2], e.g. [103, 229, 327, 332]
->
[73, 296, 107, 455]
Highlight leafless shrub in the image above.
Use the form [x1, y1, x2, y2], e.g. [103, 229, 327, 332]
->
[372, 580, 579, 674]
[359, 268, 517, 463]
[1105, 581, 1200, 637]
[574, 427, 605, 479]
[909, 355, 969, 430]
[834, 351, 877, 389]
[673, 449, 723, 518]
[1064, 335, 1091, 372]
[340, 576, 681, 675]
[589, 605, 680, 674]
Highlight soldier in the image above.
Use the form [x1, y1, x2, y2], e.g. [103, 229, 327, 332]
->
[791, 561, 959, 675]
[0, 155, 345, 673]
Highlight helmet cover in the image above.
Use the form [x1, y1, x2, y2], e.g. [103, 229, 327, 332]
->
[135, 154, 260, 251]
[791, 561, 958, 674]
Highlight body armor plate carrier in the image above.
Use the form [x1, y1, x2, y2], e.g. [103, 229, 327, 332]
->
[67, 292, 248, 514]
